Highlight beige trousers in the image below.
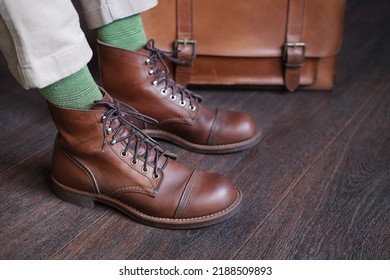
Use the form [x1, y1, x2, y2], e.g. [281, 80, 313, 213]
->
[0, 0, 157, 89]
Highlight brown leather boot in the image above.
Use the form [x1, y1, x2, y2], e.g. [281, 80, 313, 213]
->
[48, 93, 241, 229]
[97, 40, 261, 154]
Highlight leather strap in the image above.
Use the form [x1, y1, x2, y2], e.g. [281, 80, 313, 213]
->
[174, 0, 306, 90]
[175, 0, 195, 86]
[284, 0, 306, 92]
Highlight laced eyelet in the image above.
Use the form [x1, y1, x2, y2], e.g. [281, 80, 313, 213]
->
[101, 115, 107, 121]
[160, 88, 168, 95]
[95, 98, 176, 187]
[120, 150, 129, 158]
[152, 173, 160, 180]
[148, 69, 154, 75]
[106, 127, 112, 133]
[145, 58, 151, 65]
[170, 95, 176, 101]
[152, 80, 158, 86]
[189, 105, 196, 111]
[179, 100, 186, 106]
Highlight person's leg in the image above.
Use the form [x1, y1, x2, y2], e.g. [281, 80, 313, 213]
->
[80, 0, 156, 51]
[38, 0, 157, 109]
[0, 0, 241, 228]
[39, 66, 101, 109]
[79, 0, 157, 29]
[0, 0, 101, 109]
[97, 14, 146, 51]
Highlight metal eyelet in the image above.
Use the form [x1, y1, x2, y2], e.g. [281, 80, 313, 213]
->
[141, 166, 149, 173]
[152, 80, 158, 86]
[110, 139, 117, 145]
[131, 159, 138, 165]
[106, 127, 112, 133]
[145, 58, 151, 65]
[179, 100, 186, 106]
[160, 88, 168, 95]
[189, 105, 196, 111]
[148, 69, 154, 75]
[101, 115, 107, 121]
[120, 150, 129, 158]
[170, 95, 176, 101]
[152, 173, 160, 180]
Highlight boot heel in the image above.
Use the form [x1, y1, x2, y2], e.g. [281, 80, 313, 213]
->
[51, 177, 95, 208]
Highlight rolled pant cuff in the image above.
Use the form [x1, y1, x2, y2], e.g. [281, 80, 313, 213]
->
[14, 36, 93, 89]
[82, 0, 158, 29]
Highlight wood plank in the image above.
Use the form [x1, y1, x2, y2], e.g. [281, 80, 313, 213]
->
[1, 0, 389, 260]
[49, 24, 390, 258]
[0, 88, 56, 174]
[49, 72, 387, 259]
[0, 147, 110, 259]
[233, 82, 390, 259]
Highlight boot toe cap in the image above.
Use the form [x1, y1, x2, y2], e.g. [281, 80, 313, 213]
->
[174, 171, 241, 220]
[213, 110, 261, 145]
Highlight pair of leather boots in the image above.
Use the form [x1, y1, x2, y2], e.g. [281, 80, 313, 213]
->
[49, 40, 261, 229]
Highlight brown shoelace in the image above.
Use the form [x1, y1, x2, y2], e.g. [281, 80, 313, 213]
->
[144, 39, 202, 111]
[96, 99, 176, 179]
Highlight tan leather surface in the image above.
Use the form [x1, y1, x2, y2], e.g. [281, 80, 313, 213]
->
[141, 0, 346, 91]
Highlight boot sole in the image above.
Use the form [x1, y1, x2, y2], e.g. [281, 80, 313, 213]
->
[51, 176, 242, 229]
[143, 128, 262, 154]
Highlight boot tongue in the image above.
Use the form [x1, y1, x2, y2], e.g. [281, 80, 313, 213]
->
[92, 90, 150, 129]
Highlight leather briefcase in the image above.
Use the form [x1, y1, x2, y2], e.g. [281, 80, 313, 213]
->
[141, 0, 347, 91]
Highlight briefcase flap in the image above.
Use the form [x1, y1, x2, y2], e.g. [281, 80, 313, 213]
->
[142, 0, 346, 59]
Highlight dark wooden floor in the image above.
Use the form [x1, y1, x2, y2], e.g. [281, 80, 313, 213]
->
[1, 0, 389, 260]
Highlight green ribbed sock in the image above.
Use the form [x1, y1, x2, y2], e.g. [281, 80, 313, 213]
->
[97, 14, 147, 51]
[39, 66, 102, 109]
